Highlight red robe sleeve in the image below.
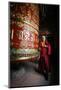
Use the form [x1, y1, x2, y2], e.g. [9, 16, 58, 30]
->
[48, 43, 51, 55]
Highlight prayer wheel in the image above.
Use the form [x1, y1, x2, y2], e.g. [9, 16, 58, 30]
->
[10, 3, 39, 61]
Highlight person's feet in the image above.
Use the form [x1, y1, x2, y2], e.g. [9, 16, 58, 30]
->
[44, 71, 48, 80]
[45, 73, 48, 80]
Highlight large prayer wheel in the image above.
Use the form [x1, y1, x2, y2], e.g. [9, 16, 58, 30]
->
[10, 3, 39, 61]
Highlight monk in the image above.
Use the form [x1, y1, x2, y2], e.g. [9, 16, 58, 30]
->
[38, 36, 51, 80]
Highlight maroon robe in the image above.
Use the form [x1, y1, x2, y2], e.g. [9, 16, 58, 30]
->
[38, 40, 51, 72]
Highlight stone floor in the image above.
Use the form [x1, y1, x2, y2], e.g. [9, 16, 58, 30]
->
[10, 61, 52, 88]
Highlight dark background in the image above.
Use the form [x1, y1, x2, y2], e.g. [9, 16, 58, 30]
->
[39, 4, 59, 85]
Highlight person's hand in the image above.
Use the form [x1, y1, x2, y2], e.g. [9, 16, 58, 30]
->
[45, 45, 48, 47]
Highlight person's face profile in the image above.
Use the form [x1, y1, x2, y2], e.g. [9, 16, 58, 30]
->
[42, 36, 46, 41]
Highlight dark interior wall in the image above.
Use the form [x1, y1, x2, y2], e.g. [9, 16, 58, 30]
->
[39, 4, 59, 85]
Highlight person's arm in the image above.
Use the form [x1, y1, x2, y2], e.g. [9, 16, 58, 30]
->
[48, 44, 51, 55]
